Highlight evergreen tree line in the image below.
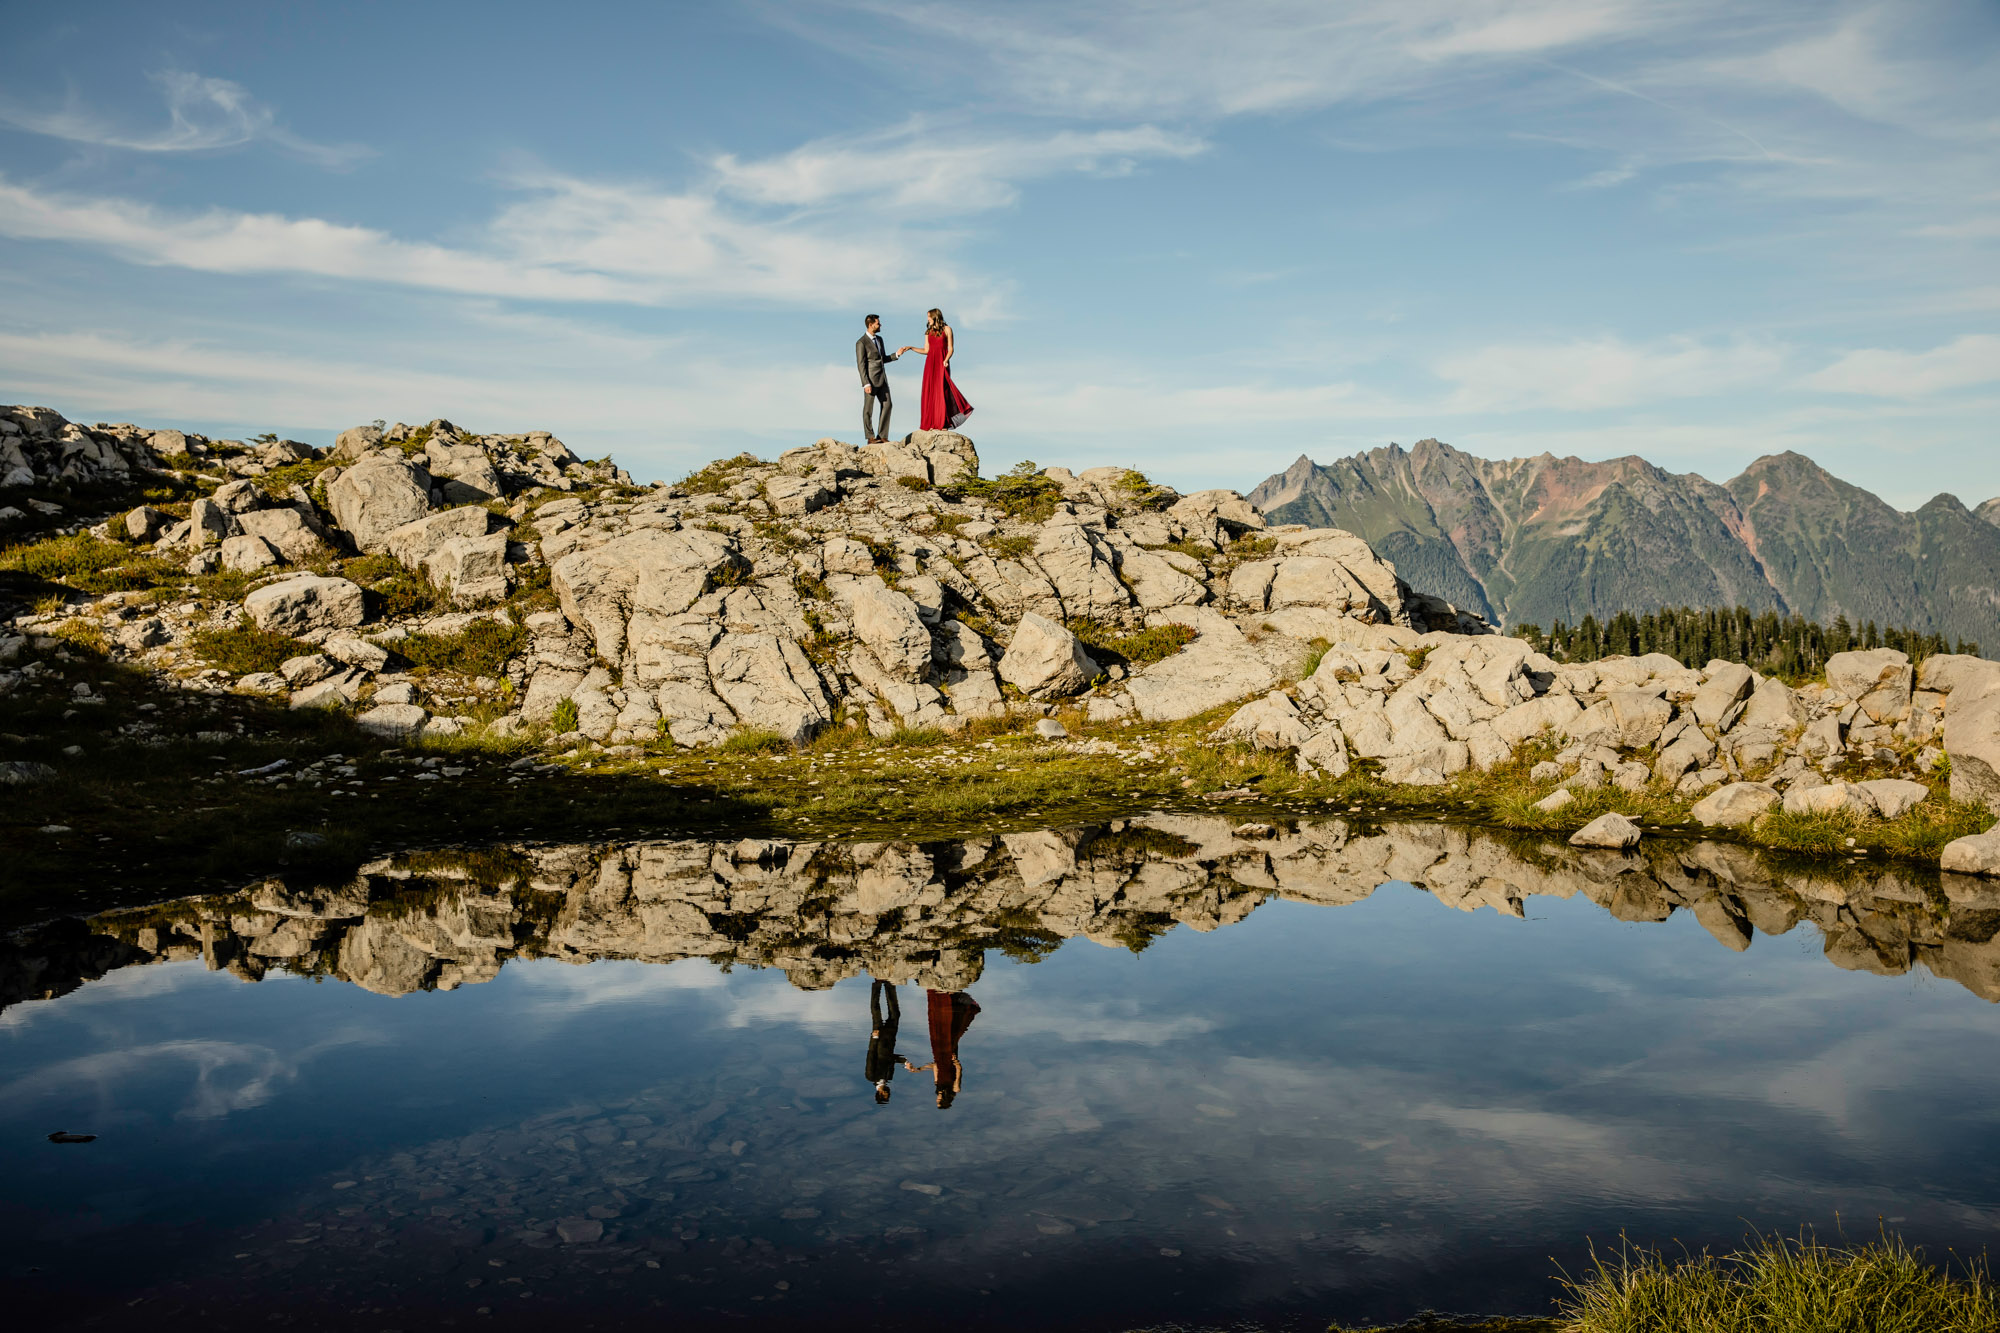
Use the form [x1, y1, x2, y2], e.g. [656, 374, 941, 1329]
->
[1513, 605, 1981, 680]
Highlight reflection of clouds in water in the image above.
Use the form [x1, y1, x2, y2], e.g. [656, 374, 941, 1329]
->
[0, 1031, 381, 1120]
[976, 971, 1217, 1046]
[714, 980, 853, 1033]
[505, 956, 727, 1009]
[502, 957, 852, 1033]
[0, 960, 237, 1031]
[1749, 1011, 2000, 1137]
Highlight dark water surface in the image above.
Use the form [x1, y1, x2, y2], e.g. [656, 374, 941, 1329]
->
[5, 816, 2000, 1331]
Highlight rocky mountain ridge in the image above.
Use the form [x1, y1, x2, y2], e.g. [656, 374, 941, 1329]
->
[7, 404, 2000, 876]
[1248, 440, 2000, 648]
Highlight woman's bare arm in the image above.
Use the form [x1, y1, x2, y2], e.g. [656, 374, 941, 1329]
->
[943, 326, 955, 365]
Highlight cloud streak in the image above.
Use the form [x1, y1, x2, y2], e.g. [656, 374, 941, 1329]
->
[1436, 335, 1790, 412]
[0, 71, 369, 167]
[1808, 333, 2000, 396]
[0, 119, 1201, 311]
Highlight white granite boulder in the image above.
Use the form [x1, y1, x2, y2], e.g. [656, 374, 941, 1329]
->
[244, 575, 366, 633]
[998, 613, 1099, 699]
[1690, 781, 1779, 828]
[327, 455, 434, 553]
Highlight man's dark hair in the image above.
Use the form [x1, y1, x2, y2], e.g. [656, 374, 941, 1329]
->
[865, 314, 879, 325]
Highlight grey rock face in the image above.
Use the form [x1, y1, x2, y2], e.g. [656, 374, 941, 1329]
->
[999, 614, 1098, 700]
[1691, 661, 1755, 729]
[1942, 829, 2000, 876]
[1944, 669, 2000, 811]
[125, 506, 172, 541]
[1570, 812, 1642, 849]
[553, 529, 741, 663]
[1215, 691, 1314, 751]
[850, 581, 932, 682]
[424, 533, 510, 604]
[219, 534, 283, 572]
[235, 507, 330, 563]
[424, 439, 505, 502]
[332, 425, 385, 461]
[244, 575, 367, 634]
[324, 635, 390, 672]
[356, 703, 429, 738]
[1827, 648, 1914, 723]
[1126, 629, 1276, 723]
[1690, 782, 1779, 827]
[383, 506, 493, 569]
[327, 456, 434, 553]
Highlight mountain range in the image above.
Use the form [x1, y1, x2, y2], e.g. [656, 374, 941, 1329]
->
[1247, 441, 2000, 648]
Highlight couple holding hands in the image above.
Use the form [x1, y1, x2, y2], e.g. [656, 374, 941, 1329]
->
[854, 307, 973, 444]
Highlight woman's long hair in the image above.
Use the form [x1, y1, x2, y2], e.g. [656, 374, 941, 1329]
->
[926, 308, 945, 336]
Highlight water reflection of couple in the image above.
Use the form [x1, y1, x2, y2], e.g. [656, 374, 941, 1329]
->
[865, 980, 980, 1110]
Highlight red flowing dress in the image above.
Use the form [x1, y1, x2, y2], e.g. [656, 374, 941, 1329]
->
[919, 330, 973, 431]
[925, 990, 980, 1096]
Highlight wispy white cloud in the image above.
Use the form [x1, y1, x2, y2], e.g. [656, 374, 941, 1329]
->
[711, 122, 1205, 212]
[1807, 333, 2000, 396]
[1435, 335, 1789, 412]
[0, 70, 369, 168]
[0, 117, 1201, 311]
[814, 0, 1666, 119]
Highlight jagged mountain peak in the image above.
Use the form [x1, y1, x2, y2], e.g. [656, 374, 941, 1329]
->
[1253, 440, 2000, 645]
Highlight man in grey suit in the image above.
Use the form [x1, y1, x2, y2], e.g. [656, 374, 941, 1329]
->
[856, 314, 898, 444]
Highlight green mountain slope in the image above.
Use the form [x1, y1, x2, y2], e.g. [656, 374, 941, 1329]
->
[1248, 441, 2000, 645]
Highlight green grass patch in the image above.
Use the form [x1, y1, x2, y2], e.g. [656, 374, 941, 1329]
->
[883, 725, 947, 747]
[983, 532, 1035, 560]
[679, 452, 762, 495]
[364, 570, 450, 619]
[189, 626, 309, 675]
[550, 698, 579, 733]
[719, 728, 792, 755]
[1557, 1230, 1999, 1333]
[1301, 636, 1333, 678]
[1114, 468, 1177, 510]
[2, 533, 132, 581]
[942, 462, 1064, 523]
[396, 618, 527, 678]
[1068, 618, 1199, 668]
[254, 458, 335, 497]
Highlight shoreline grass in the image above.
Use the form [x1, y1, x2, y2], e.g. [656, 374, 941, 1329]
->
[1329, 1232, 1998, 1333]
[1553, 1230, 1999, 1332]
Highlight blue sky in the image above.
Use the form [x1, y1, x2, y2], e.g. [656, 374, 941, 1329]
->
[1, 1, 1995, 507]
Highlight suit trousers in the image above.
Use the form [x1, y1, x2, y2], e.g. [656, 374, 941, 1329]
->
[863, 387, 892, 442]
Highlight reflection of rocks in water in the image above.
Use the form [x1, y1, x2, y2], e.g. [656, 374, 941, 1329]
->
[7, 818, 2000, 1011]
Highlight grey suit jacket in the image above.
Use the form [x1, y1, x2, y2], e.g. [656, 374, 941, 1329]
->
[856, 333, 897, 391]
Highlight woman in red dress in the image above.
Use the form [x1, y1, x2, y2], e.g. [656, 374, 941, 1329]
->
[898, 307, 973, 431]
[903, 988, 980, 1109]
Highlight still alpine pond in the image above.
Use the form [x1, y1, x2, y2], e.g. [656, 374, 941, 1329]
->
[6, 815, 2000, 1331]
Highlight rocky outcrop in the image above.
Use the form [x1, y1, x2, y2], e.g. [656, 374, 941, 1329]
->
[12, 815, 2000, 1012]
[1207, 632, 1983, 845]
[0, 405, 165, 489]
[7, 399, 1995, 857]
[17, 402, 1488, 746]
